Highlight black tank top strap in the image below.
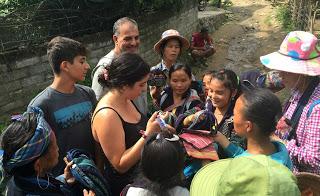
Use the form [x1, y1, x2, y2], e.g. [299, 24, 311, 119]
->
[91, 106, 124, 124]
[131, 100, 141, 114]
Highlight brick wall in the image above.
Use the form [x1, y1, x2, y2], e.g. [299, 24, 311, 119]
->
[0, 0, 198, 120]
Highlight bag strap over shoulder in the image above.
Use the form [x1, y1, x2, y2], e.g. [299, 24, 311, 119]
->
[287, 77, 319, 140]
[307, 99, 320, 118]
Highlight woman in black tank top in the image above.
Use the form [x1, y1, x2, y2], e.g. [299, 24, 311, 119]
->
[91, 53, 162, 195]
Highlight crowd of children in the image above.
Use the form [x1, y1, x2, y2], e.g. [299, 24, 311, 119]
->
[0, 16, 320, 196]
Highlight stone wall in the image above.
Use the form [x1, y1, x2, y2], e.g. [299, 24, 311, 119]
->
[0, 0, 198, 120]
[198, 9, 229, 33]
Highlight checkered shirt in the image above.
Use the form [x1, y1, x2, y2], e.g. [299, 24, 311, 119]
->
[281, 83, 320, 174]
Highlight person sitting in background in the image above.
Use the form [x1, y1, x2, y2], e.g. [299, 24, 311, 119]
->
[190, 155, 300, 196]
[190, 27, 216, 66]
[0, 107, 94, 195]
[122, 132, 189, 196]
[213, 88, 293, 169]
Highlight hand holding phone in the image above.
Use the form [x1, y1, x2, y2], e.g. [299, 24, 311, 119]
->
[156, 115, 168, 131]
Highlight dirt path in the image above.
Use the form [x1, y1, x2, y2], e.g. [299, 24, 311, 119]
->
[205, 0, 287, 75]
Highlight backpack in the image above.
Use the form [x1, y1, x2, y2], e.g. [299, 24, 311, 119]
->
[65, 149, 111, 196]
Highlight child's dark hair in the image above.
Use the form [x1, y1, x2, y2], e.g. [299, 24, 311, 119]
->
[202, 70, 216, 79]
[1, 113, 38, 176]
[98, 52, 150, 89]
[160, 38, 182, 57]
[47, 36, 87, 74]
[169, 63, 192, 79]
[210, 68, 241, 98]
[141, 132, 185, 196]
[241, 88, 281, 136]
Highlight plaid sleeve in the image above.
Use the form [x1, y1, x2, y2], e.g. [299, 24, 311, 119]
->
[286, 105, 320, 171]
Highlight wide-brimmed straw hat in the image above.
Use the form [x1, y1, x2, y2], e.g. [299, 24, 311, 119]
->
[190, 155, 300, 196]
[154, 29, 190, 54]
[295, 172, 320, 195]
[260, 31, 320, 76]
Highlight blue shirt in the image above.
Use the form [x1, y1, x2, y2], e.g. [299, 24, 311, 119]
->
[225, 141, 293, 170]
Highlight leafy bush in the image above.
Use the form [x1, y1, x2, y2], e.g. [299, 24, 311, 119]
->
[276, 5, 294, 32]
[0, 0, 42, 16]
[0, 0, 185, 16]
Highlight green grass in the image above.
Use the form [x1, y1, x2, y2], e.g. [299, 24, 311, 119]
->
[264, 15, 273, 26]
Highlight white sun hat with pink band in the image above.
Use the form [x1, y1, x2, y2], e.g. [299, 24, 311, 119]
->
[154, 29, 190, 54]
[260, 31, 320, 76]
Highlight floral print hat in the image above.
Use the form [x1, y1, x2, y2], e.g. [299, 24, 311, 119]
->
[260, 31, 320, 76]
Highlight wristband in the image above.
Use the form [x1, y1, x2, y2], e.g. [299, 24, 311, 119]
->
[139, 130, 148, 139]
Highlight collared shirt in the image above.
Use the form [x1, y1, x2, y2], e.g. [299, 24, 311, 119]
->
[150, 60, 170, 79]
[277, 83, 320, 174]
[150, 60, 196, 81]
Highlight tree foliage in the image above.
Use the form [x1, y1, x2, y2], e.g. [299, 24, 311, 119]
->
[0, 0, 185, 16]
[0, 0, 40, 16]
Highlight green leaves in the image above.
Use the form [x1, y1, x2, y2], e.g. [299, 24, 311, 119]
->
[276, 5, 294, 32]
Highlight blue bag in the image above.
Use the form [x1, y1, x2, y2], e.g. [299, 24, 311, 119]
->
[66, 149, 111, 196]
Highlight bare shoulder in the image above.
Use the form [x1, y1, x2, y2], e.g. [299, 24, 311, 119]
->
[93, 106, 121, 125]
[92, 106, 124, 144]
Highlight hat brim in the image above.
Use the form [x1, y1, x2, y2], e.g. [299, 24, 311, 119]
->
[190, 159, 231, 196]
[260, 52, 320, 76]
[154, 35, 190, 54]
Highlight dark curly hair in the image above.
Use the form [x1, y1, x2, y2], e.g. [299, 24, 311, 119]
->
[98, 52, 150, 89]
